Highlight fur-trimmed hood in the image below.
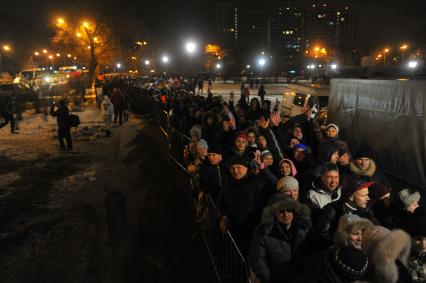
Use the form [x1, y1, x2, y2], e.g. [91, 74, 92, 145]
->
[350, 159, 377, 177]
[334, 216, 374, 247]
[261, 195, 311, 229]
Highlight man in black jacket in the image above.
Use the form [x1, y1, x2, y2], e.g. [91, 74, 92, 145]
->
[316, 178, 376, 245]
[50, 100, 73, 151]
[217, 156, 267, 255]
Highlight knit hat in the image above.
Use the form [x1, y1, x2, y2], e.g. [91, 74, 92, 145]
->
[234, 132, 249, 141]
[279, 159, 297, 176]
[229, 156, 250, 168]
[207, 144, 223, 155]
[354, 146, 373, 160]
[338, 147, 351, 158]
[367, 183, 391, 207]
[294, 143, 308, 151]
[197, 139, 208, 149]
[189, 125, 202, 138]
[260, 150, 273, 161]
[276, 176, 299, 192]
[326, 123, 340, 136]
[328, 246, 369, 281]
[398, 189, 421, 207]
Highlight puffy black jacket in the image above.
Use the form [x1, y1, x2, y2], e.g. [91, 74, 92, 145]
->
[217, 173, 267, 253]
[250, 221, 308, 283]
[50, 104, 70, 127]
[199, 160, 226, 202]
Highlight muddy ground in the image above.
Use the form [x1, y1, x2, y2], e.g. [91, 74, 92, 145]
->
[0, 106, 215, 283]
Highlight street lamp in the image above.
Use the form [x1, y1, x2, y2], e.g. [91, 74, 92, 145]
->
[1, 45, 12, 83]
[400, 44, 408, 59]
[185, 41, 197, 54]
[258, 57, 267, 80]
[216, 63, 221, 70]
[383, 48, 390, 67]
[246, 65, 251, 69]
[144, 60, 150, 66]
[116, 63, 122, 69]
[162, 55, 169, 64]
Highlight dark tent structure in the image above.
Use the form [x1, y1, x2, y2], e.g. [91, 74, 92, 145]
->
[328, 79, 426, 191]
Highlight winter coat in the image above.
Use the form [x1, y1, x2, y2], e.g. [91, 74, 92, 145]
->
[101, 96, 114, 116]
[250, 197, 310, 283]
[293, 247, 354, 283]
[216, 173, 267, 253]
[306, 178, 342, 211]
[349, 159, 390, 187]
[110, 89, 126, 110]
[50, 104, 70, 127]
[408, 253, 426, 283]
[316, 200, 376, 244]
[199, 159, 226, 202]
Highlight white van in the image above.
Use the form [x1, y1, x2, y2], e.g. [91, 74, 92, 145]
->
[279, 83, 330, 117]
[13, 68, 43, 85]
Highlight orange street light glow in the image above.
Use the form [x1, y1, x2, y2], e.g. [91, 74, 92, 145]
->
[3, 45, 11, 51]
[56, 53, 61, 57]
[57, 18, 65, 25]
[384, 48, 390, 53]
[34, 52, 40, 56]
[43, 49, 48, 53]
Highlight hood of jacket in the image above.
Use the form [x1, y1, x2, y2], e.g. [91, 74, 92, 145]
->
[260, 195, 311, 231]
[350, 159, 377, 177]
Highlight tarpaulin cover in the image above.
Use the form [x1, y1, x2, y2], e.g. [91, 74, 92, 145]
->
[328, 79, 426, 190]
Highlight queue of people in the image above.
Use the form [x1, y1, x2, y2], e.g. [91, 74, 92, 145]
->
[145, 77, 425, 283]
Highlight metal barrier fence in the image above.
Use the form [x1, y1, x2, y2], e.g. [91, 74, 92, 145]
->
[201, 194, 253, 283]
[135, 93, 253, 283]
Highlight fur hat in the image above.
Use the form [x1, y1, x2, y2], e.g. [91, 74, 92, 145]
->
[328, 246, 369, 281]
[334, 215, 374, 247]
[261, 195, 311, 227]
[326, 123, 340, 136]
[362, 227, 412, 283]
[276, 176, 299, 193]
[398, 189, 421, 207]
[197, 139, 208, 149]
[279, 158, 297, 176]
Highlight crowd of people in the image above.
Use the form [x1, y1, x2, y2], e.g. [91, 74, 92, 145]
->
[139, 77, 425, 283]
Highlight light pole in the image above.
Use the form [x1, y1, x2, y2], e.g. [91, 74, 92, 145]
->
[383, 48, 390, 67]
[400, 44, 408, 60]
[258, 57, 266, 80]
[1, 45, 11, 83]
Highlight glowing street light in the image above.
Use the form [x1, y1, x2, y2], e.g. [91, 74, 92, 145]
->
[246, 65, 251, 69]
[34, 51, 40, 56]
[216, 63, 221, 69]
[76, 32, 82, 38]
[408, 61, 418, 69]
[57, 18, 65, 25]
[48, 55, 53, 59]
[144, 60, 150, 66]
[185, 41, 197, 54]
[162, 55, 169, 64]
[116, 63, 122, 69]
[56, 53, 61, 57]
[3, 45, 11, 52]
[67, 54, 72, 58]
[42, 49, 48, 54]
[258, 58, 266, 66]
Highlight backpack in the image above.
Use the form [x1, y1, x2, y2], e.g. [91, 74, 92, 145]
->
[68, 114, 81, 127]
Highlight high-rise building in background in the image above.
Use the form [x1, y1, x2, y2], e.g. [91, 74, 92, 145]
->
[270, 5, 304, 70]
[216, 2, 358, 70]
[216, 0, 237, 48]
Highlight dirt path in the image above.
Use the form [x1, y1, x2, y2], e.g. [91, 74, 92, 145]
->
[0, 107, 118, 283]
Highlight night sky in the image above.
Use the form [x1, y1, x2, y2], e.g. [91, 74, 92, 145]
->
[1, 0, 425, 56]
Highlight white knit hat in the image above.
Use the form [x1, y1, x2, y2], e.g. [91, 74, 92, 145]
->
[398, 189, 421, 207]
[276, 176, 299, 192]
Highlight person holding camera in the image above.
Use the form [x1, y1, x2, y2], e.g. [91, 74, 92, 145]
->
[50, 100, 73, 152]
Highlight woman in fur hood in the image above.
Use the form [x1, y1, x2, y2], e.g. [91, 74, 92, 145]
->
[335, 215, 413, 283]
[249, 195, 311, 283]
